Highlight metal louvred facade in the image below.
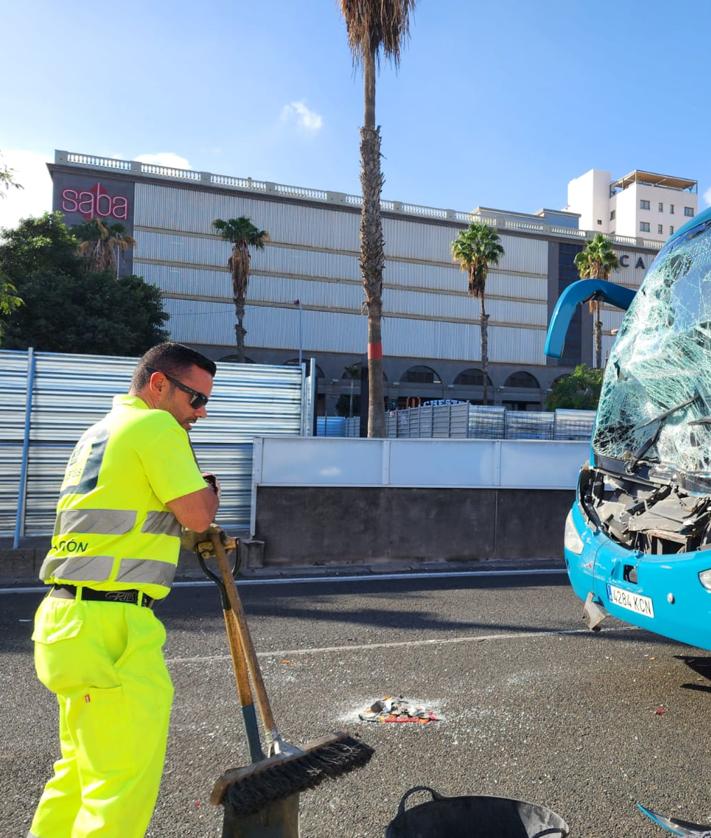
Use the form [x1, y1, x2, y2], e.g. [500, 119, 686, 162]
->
[49, 151, 663, 409]
[133, 183, 552, 365]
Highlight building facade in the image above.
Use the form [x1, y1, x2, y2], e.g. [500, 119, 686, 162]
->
[567, 168, 698, 243]
[50, 151, 664, 414]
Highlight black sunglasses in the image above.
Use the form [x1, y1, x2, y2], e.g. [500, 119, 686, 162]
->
[147, 368, 209, 409]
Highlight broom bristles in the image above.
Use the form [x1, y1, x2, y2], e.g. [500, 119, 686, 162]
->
[222, 733, 374, 816]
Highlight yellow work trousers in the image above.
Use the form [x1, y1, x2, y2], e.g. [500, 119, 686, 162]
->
[29, 592, 174, 838]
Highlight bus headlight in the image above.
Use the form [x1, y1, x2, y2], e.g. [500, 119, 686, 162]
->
[564, 511, 584, 555]
[699, 570, 711, 591]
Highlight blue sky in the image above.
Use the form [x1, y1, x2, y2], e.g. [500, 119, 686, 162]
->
[1, 0, 709, 229]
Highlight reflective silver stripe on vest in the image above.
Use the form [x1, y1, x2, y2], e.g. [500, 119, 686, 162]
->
[40, 554, 114, 582]
[55, 509, 137, 536]
[116, 559, 176, 587]
[141, 511, 181, 538]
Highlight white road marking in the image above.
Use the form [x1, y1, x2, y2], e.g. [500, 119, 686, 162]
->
[165, 624, 641, 665]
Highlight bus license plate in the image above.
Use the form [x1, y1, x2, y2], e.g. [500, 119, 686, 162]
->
[608, 585, 654, 618]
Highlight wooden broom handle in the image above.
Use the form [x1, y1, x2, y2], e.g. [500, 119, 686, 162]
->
[211, 532, 279, 734]
[222, 610, 253, 708]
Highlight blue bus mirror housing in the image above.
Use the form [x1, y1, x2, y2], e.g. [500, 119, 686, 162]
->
[545, 279, 636, 359]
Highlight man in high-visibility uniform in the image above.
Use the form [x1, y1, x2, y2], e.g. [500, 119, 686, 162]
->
[29, 342, 220, 838]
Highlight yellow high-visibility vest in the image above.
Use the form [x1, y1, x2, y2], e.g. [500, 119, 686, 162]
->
[40, 395, 208, 600]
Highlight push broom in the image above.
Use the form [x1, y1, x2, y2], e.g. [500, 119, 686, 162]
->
[194, 526, 374, 818]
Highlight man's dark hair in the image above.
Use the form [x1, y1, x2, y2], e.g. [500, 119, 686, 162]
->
[131, 342, 217, 391]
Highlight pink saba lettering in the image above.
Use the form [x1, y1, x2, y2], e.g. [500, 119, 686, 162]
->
[95, 187, 113, 216]
[112, 196, 128, 220]
[61, 188, 79, 213]
[61, 182, 130, 221]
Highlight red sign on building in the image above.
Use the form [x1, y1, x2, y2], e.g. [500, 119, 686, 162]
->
[61, 182, 129, 221]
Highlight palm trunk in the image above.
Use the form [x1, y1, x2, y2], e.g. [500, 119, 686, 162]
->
[594, 305, 602, 369]
[233, 290, 246, 363]
[361, 47, 385, 437]
[480, 297, 489, 405]
[233, 247, 247, 363]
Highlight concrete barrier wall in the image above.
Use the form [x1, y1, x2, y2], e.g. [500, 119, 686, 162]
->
[255, 486, 573, 566]
[250, 438, 587, 567]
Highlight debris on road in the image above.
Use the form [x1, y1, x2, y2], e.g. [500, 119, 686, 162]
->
[359, 696, 439, 724]
[654, 705, 668, 716]
[637, 802, 711, 836]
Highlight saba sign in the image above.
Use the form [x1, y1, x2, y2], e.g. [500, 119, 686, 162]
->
[53, 172, 135, 230]
[60, 182, 129, 220]
[52, 172, 136, 275]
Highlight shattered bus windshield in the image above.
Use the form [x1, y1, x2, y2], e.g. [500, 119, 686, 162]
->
[594, 217, 711, 480]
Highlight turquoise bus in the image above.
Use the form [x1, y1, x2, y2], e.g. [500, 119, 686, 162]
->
[546, 206, 711, 649]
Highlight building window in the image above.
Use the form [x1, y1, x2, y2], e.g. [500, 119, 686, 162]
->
[658, 202, 664, 212]
[597, 219, 602, 225]
[610, 210, 616, 221]
[670, 226, 674, 235]
[685, 206, 694, 217]
[504, 371, 540, 389]
[454, 368, 492, 387]
[670, 204, 675, 214]
[640, 199, 650, 210]
[401, 365, 441, 385]
[658, 224, 663, 234]
[640, 222, 651, 232]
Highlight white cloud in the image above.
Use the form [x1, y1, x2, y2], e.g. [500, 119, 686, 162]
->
[0, 149, 53, 232]
[704, 186, 711, 206]
[135, 152, 192, 170]
[280, 101, 323, 134]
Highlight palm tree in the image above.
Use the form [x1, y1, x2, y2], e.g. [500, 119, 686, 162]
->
[452, 222, 505, 405]
[574, 233, 620, 369]
[213, 217, 269, 363]
[339, 0, 416, 438]
[74, 219, 136, 276]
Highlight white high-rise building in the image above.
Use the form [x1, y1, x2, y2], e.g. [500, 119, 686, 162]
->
[567, 169, 698, 243]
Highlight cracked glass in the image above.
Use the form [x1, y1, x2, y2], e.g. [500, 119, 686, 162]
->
[594, 215, 711, 480]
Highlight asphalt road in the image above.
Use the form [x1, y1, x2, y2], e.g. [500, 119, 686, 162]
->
[2, 572, 711, 837]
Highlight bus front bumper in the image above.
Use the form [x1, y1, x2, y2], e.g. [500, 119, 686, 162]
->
[564, 499, 711, 651]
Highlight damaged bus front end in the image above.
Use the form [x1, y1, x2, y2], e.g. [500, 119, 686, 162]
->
[549, 207, 711, 650]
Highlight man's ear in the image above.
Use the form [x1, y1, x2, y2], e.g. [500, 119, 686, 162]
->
[149, 370, 166, 397]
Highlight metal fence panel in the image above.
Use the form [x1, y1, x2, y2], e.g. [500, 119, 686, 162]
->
[468, 406, 506, 439]
[450, 404, 470, 438]
[432, 405, 453, 438]
[419, 405, 433, 438]
[505, 410, 555, 440]
[386, 413, 397, 438]
[553, 409, 596, 441]
[346, 416, 360, 437]
[0, 352, 32, 534]
[379, 403, 594, 442]
[1, 350, 305, 540]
